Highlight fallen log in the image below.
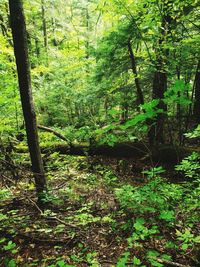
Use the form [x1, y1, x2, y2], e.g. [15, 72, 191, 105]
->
[39, 142, 199, 164]
[15, 139, 200, 164]
[41, 142, 146, 158]
[36, 125, 199, 163]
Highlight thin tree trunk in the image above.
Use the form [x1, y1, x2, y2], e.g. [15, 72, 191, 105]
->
[41, 0, 48, 63]
[193, 60, 200, 124]
[85, 1, 89, 59]
[127, 40, 144, 105]
[9, 0, 47, 199]
[0, 15, 7, 36]
[0, 13, 12, 46]
[52, 17, 58, 46]
[28, 1, 40, 60]
[120, 91, 129, 123]
[176, 67, 183, 145]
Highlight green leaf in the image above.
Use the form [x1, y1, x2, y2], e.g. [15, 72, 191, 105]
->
[5, 259, 16, 267]
[117, 252, 130, 267]
[133, 256, 141, 265]
[159, 210, 174, 221]
[4, 241, 16, 251]
[161, 254, 172, 261]
[0, 213, 8, 221]
[57, 260, 66, 267]
[194, 236, 200, 243]
[134, 218, 145, 230]
[181, 243, 188, 250]
[147, 250, 160, 258]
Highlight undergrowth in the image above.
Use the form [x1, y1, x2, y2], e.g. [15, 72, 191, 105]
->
[0, 152, 200, 267]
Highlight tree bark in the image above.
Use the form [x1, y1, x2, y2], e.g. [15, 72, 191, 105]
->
[41, 0, 48, 63]
[9, 0, 47, 198]
[51, 17, 58, 46]
[148, 0, 174, 145]
[148, 71, 167, 145]
[193, 60, 200, 124]
[127, 40, 144, 105]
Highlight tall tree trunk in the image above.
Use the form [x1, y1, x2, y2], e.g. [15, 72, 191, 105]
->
[9, 0, 47, 199]
[176, 66, 183, 145]
[149, 71, 167, 144]
[85, 1, 89, 59]
[120, 91, 129, 123]
[41, 0, 48, 62]
[51, 17, 58, 46]
[193, 60, 200, 124]
[127, 40, 144, 105]
[148, 0, 173, 145]
[33, 21, 40, 59]
[29, 3, 40, 60]
[0, 15, 7, 36]
[0, 10, 12, 46]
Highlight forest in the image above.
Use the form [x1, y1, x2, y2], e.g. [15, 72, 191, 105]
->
[0, 0, 200, 266]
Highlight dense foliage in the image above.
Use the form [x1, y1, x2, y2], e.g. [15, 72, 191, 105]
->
[0, 0, 199, 143]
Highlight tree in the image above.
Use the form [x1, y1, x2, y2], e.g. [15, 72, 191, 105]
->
[9, 0, 47, 200]
[193, 60, 200, 124]
[0, 0, 198, 149]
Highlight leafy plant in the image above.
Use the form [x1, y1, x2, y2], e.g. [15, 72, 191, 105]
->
[159, 210, 175, 222]
[115, 177, 182, 216]
[47, 260, 76, 267]
[4, 258, 17, 267]
[142, 166, 165, 180]
[73, 206, 101, 226]
[116, 252, 130, 267]
[103, 170, 118, 186]
[133, 256, 143, 266]
[164, 80, 191, 107]
[176, 229, 200, 251]
[146, 251, 172, 267]
[86, 251, 99, 266]
[175, 152, 200, 180]
[127, 218, 158, 248]
[146, 250, 163, 267]
[0, 189, 12, 201]
[3, 241, 17, 254]
[121, 101, 157, 129]
[184, 125, 200, 139]
[0, 212, 8, 221]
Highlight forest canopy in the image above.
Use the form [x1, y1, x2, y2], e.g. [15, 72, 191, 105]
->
[0, 0, 199, 141]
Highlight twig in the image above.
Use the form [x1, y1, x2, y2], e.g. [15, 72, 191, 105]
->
[53, 181, 68, 190]
[73, 259, 134, 265]
[38, 125, 69, 142]
[46, 216, 81, 230]
[0, 229, 77, 246]
[99, 259, 133, 265]
[149, 256, 192, 267]
[26, 195, 43, 214]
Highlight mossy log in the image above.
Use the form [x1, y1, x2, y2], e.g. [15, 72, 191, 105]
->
[38, 142, 199, 164]
[34, 124, 199, 163]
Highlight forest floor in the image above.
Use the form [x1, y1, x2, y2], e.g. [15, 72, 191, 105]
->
[0, 152, 200, 267]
